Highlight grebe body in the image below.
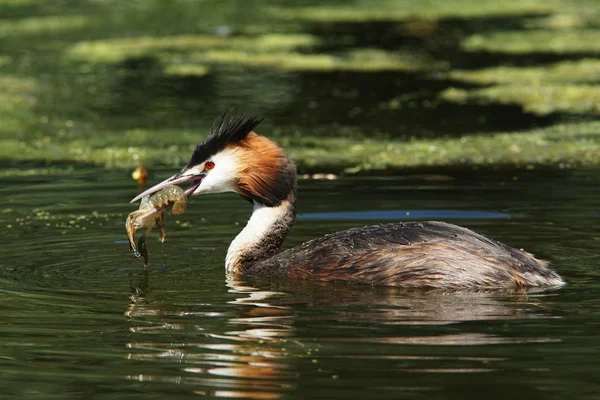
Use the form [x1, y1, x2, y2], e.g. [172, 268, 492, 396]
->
[131, 111, 564, 290]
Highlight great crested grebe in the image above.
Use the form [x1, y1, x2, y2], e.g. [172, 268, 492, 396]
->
[131, 111, 565, 289]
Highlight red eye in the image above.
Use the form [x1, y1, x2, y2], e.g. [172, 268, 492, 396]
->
[205, 161, 215, 170]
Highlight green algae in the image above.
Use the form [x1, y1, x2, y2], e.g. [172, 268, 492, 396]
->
[0, 74, 40, 136]
[5, 207, 115, 232]
[0, 166, 75, 178]
[0, 75, 39, 98]
[196, 48, 425, 72]
[287, 122, 600, 173]
[268, 0, 557, 22]
[462, 29, 600, 53]
[1, 122, 599, 173]
[444, 59, 600, 116]
[66, 34, 320, 64]
[523, 13, 590, 29]
[0, 15, 92, 38]
[449, 59, 600, 85]
[66, 33, 422, 72]
[163, 64, 210, 77]
[0, 55, 12, 67]
[442, 84, 600, 116]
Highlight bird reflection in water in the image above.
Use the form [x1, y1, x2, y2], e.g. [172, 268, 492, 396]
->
[124, 271, 297, 399]
[123, 272, 561, 397]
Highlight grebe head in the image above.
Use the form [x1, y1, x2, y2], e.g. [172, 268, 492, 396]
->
[131, 110, 297, 207]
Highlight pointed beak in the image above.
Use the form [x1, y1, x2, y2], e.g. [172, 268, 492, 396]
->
[130, 171, 205, 203]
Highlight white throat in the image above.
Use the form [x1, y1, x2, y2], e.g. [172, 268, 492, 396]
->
[225, 200, 293, 273]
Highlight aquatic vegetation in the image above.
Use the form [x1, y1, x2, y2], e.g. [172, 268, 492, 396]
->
[0, 74, 38, 98]
[4, 208, 114, 232]
[196, 48, 425, 72]
[449, 59, 600, 85]
[66, 34, 319, 64]
[0, 55, 11, 67]
[523, 13, 590, 29]
[0, 15, 91, 38]
[268, 0, 557, 22]
[163, 63, 210, 77]
[462, 29, 600, 53]
[444, 59, 600, 116]
[0, 74, 39, 136]
[66, 33, 420, 73]
[0, 166, 75, 178]
[441, 84, 600, 116]
[1, 121, 599, 172]
[283, 122, 600, 173]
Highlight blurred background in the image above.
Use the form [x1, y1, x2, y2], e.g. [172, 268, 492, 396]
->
[2, 0, 600, 174]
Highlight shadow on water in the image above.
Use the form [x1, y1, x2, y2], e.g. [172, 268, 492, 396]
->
[270, 70, 557, 137]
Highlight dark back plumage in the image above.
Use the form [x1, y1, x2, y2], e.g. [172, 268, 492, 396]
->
[250, 221, 565, 289]
[186, 109, 263, 168]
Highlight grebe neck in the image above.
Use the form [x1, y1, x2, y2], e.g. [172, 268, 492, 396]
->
[225, 197, 296, 273]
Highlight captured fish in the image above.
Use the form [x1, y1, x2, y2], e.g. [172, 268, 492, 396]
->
[126, 185, 187, 266]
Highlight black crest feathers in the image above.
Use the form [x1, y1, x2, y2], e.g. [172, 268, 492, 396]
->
[186, 109, 263, 168]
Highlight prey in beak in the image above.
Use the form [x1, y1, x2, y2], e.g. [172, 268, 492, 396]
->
[126, 180, 192, 266]
[130, 170, 204, 204]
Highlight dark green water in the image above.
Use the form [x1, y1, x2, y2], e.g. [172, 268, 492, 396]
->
[1, 166, 599, 399]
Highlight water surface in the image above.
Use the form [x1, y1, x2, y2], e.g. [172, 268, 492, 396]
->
[1, 166, 599, 399]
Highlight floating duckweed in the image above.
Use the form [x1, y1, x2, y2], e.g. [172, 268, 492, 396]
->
[524, 13, 588, 29]
[66, 34, 319, 64]
[7, 208, 120, 233]
[0, 167, 75, 178]
[196, 48, 425, 72]
[0, 55, 11, 67]
[445, 58, 600, 116]
[164, 64, 210, 77]
[0, 15, 92, 38]
[200, 51, 335, 71]
[269, 1, 555, 22]
[462, 29, 600, 53]
[450, 59, 600, 85]
[442, 84, 600, 115]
